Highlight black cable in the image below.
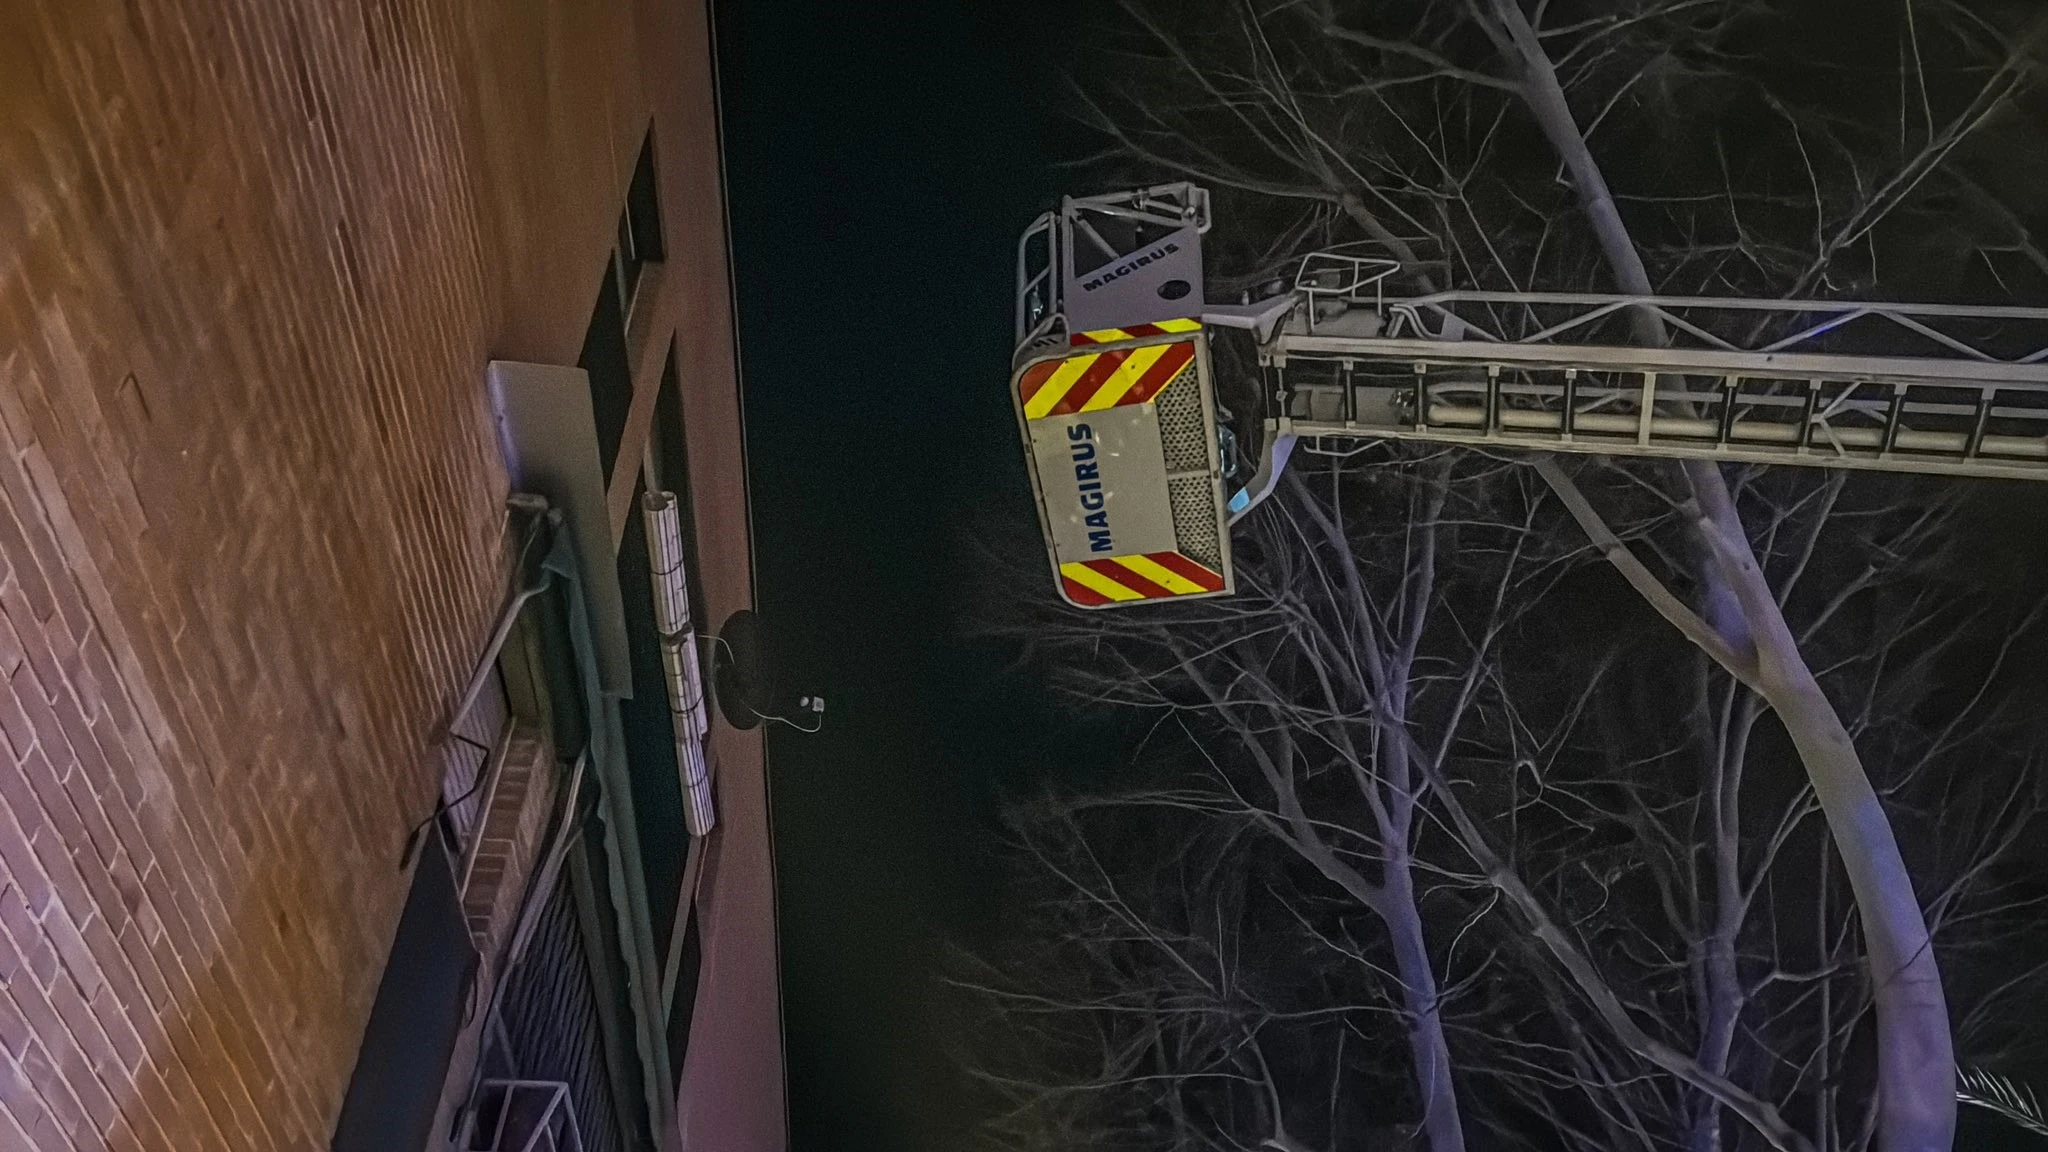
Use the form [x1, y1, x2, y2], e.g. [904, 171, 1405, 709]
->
[399, 747, 495, 870]
[701, 632, 824, 732]
[406, 504, 555, 870]
[448, 731, 493, 756]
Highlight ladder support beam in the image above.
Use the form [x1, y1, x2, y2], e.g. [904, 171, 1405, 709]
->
[1275, 334, 2048, 390]
[1281, 416, 2048, 482]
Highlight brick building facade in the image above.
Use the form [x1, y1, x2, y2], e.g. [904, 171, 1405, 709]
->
[0, 1, 781, 1149]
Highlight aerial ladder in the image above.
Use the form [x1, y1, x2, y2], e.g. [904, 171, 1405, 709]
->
[1011, 183, 2048, 609]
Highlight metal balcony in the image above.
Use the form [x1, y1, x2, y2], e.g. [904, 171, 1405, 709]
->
[460, 1080, 585, 1152]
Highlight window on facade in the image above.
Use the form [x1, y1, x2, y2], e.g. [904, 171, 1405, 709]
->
[585, 126, 666, 483]
[577, 268, 632, 483]
[605, 342, 709, 982]
[616, 129, 664, 314]
[615, 462, 686, 960]
[651, 346, 706, 629]
[665, 911, 702, 1087]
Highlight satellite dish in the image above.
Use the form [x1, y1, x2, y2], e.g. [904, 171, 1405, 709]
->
[713, 609, 769, 730]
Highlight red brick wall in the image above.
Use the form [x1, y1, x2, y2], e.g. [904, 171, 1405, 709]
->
[0, 0, 665, 1146]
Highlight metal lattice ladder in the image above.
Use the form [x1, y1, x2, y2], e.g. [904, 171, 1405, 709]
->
[1258, 255, 2048, 482]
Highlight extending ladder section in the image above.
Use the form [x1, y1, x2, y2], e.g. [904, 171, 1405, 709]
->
[1262, 264, 2048, 481]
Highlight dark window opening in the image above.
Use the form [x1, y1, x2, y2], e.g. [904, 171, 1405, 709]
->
[586, 127, 665, 481]
[617, 213, 641, 305]
[617, 129, 665, 312]
[651, 346, 708, 631]
[665, 910, 703, 1087]
[579, 264, 632, 482]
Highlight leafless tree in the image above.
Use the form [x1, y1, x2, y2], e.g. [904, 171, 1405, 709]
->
[960, 453, 2045, 1151]
[964, 455, 1577, 1152]
[964, 3, 2048, 1150]
[1471, 463, 2048, 1152]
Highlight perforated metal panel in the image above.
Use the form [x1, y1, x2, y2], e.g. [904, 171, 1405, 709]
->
[1168, 475, 1223, 573]
[1153, 370, 1209, 474]
[1153, 370, 1225, 573]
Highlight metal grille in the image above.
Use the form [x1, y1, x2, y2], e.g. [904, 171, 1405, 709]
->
[1153, 368, 1209, 473]
[1168, 475, 1223, 573]
[494, 875, 627, 1152]
[1152, 359, 1226, 574]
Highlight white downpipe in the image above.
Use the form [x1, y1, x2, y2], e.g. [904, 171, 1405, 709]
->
[642, 491, 716, 836]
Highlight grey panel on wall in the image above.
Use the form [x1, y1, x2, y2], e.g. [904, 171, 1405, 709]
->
[489, 360, 633, 697]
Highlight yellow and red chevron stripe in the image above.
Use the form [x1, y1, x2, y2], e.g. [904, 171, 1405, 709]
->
[1018, 339, 1197, 420]
[1069, 317, 1202, 346]
[1060, 552, 1225, 606]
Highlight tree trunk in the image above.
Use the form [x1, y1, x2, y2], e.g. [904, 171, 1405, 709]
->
[1691, 870, 1743, 1152]
[1690, 687, 1754, 1152]
[1384, 858, 1465, 1152]
[1752, 638, 1954, 1152]
[1481, 4, 1955, 1147]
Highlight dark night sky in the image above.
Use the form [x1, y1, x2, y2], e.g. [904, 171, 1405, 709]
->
[715, 6, 2048, 1152]
[715, 3, 1085, 1149]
